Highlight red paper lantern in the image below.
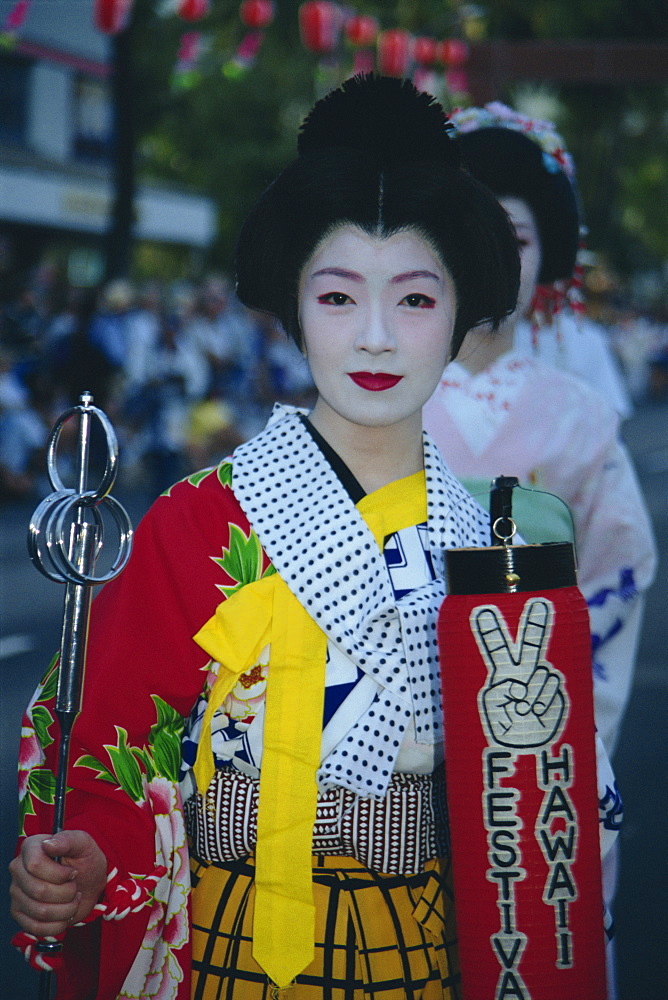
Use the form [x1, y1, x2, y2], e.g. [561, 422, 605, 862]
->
[438, 542, 607, 1000]
[239, 0, 274, 30]
[439, 37, 469, 67]
[177, 0, 210, 22]
[299, 1, 341, 54]
[344, 14, 378, 48]
[377, 28, 411, 78]
[413, 36, 437, 67]
[94, 0, 133, 35]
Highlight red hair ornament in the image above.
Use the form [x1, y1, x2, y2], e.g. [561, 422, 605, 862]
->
[438, 482, 606, 1000]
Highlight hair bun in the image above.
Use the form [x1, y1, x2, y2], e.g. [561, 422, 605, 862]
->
[298, 73, 458, 167]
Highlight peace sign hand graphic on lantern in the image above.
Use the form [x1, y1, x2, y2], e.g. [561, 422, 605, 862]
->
[473, 598, 568, 749]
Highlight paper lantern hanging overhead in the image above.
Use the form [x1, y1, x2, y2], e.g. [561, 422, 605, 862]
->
[413, 36, 438, 67]
[225, 0, 275, 78]
[344, 14, 378, 49]
[377, 28, 411, 77]
[2, 0, 31, 35]
[439, 37, 469, 67]
[299, 1, 342, 55]
[239, 0, 275, 29]
[176, 0, 210, 21]
[94, 0, 133, 34]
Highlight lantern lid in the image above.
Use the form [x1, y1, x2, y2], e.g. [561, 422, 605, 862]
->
[444, 541, 577, 595]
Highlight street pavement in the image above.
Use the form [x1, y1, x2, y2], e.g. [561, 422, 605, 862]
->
[1, 402, 666, 999]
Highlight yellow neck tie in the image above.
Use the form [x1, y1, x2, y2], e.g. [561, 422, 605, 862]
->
[193, 470, 427, 988]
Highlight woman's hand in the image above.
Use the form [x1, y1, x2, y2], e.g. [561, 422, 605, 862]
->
[9, 831, 107, 937]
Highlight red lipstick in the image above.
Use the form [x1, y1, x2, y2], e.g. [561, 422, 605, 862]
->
[349, 372, 403, 391]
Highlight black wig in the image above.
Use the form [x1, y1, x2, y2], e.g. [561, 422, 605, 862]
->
[456, 126, 580, 285]
[235, 76, 521, 359]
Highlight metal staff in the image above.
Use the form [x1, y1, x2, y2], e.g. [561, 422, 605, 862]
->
[27, 392, 133, 999]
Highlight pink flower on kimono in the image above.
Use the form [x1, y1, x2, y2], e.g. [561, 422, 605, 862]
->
[117, 776, 189, 999]
[18, 684, 50, 800]
[223, 643, 269, 721]
[18, 719, 43, 799]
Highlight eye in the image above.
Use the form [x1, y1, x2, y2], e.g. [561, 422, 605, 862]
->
[317, 292, 353, 306]
[400, 293, 436, 309]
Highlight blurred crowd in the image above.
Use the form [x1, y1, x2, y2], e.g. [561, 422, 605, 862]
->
[0, 272, 316, 503]
[2, 267, 668, 506]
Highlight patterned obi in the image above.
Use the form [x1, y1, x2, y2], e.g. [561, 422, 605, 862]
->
[185, 766, 449, 876]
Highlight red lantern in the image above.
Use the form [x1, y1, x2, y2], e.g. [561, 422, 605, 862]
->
[413, 35, 437, 67]
[438, 541, 607, 1000]
[299, 2, 341, 55]
[377, 28, 411, 78]
[94, 0, 133, 35]
[177, 0, 210, 21]
[344, 14, 377, 48]
[439, 37, 469, 67]
[240, 0, 275, 30]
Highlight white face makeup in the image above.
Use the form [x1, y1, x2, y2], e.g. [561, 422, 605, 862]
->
[500, 196, 543, 320]
[298, 225, 457, 449]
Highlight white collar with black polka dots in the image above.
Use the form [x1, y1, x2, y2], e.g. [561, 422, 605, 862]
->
[231, 404, 489, 798]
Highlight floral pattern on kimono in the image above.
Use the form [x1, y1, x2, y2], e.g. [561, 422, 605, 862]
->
[14, 461, 271, 1000]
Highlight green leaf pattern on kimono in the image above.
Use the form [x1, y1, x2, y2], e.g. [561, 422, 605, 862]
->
[212, 522, 276, 600]
[160, 459, 232, 497]
[75, 696, 185, 805]
[18, 655, 59, 836]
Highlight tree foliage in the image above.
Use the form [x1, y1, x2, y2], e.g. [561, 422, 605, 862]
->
[129, 0, 668, 305]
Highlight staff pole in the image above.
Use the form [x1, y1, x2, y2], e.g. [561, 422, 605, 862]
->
[26, 391, 133, 999]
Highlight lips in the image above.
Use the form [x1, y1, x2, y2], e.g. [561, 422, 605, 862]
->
[348, 372, 403, 391]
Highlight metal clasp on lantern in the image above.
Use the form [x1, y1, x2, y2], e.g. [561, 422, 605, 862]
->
[490, 475, 521, 592]
[491, 514, 520, 592]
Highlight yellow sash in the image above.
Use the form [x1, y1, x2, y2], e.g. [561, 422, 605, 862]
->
[193, 470, 427, 987]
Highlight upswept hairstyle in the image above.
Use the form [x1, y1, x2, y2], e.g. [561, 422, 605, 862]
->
[452, 106, 580, 285]
[235, 75, 520, 360]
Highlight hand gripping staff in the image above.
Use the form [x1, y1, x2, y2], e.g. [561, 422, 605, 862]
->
[437, 477, 607, 1000]
[26, 391, 133, 1000]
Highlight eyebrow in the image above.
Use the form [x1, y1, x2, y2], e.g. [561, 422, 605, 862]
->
[310, 268, 441, 283]
[311, 267, 363, 282]
[390, 270, 441, 284]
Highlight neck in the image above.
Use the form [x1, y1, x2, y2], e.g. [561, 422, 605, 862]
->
[455, 317, 516, 375]
[308, 404, 424, 495]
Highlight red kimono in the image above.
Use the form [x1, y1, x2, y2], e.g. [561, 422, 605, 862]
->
[16, 462, 271, 999]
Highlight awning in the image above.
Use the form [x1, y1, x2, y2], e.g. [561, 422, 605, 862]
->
[0, 163, 217, 248]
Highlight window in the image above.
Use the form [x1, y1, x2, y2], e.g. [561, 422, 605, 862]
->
[73, 75, 112, 163]
[0, 54, 30, 144]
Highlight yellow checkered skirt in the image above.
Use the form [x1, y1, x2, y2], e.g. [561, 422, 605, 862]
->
[190, 853, 460, 1000]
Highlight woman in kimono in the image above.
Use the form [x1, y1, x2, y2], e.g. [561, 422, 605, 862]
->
[9, 77, 611, 1000]
[422, 105, 656, 999]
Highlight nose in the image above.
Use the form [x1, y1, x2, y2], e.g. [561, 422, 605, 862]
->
[354, 303, 395, 354]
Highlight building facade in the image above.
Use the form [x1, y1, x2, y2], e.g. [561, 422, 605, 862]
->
[0, 0, 216, 293]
